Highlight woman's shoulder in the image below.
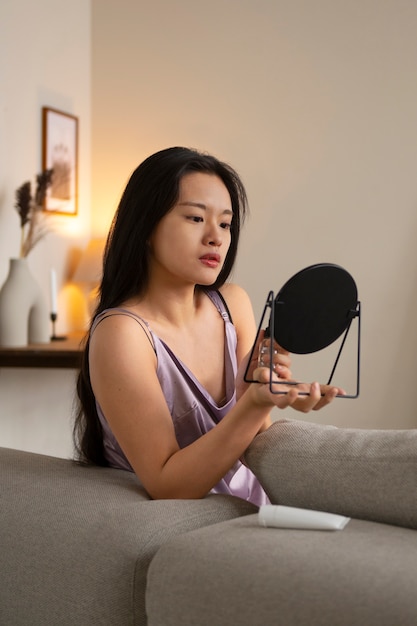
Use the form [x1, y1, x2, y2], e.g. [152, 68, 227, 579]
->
[218, 283, 255, 326]
[219, 283, 252, 308]
[93, 307, 148, 328]
[90, 307, 156, 356]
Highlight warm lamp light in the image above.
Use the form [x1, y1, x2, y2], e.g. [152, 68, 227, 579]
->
[73, 237, 106, 314]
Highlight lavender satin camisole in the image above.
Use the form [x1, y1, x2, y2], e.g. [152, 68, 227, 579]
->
[91, 290, 268, 506]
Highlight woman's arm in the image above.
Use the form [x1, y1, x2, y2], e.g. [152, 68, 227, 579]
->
[89, 299, 340, 500]
[89, 313, 280, 499]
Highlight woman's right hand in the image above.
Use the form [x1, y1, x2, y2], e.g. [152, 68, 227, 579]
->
[257, 333, 292, 380]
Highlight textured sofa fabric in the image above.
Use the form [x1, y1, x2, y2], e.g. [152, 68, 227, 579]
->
[0, 447, 256, 626]
[146, 514, 417, 626]
[244, 418, 417, 529]
[2, 418, 417, 626]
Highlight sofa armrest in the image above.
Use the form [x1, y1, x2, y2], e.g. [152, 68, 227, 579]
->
[244, 419, 417, 529]
[0, 447, 257, 626]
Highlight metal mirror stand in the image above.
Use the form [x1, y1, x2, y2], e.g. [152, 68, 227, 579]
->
[243, 264, 361, 398]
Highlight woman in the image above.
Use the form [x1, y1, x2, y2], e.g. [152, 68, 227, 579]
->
[74, 147, 341, 505]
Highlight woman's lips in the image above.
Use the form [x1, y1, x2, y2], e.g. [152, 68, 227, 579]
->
[199, 253, 221, 268]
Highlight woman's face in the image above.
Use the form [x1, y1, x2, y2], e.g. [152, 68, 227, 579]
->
[148, 172, 233, 288]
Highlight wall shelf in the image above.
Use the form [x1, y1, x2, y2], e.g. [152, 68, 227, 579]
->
[0, 333, 85, 369]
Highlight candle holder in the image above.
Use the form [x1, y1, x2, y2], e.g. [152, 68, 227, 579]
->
[50, 312, 67, 341]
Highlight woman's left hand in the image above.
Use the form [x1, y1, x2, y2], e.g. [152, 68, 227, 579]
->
[289, 381, 345, 412]
[254, 366, 345, 412]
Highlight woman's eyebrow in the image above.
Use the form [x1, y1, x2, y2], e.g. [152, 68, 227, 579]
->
[178, 201, 233, 215]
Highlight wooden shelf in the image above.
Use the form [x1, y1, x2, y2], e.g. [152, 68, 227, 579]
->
[0, 333, 86, 369]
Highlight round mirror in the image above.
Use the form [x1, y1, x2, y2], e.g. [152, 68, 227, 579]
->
[272, 263, 358, 354]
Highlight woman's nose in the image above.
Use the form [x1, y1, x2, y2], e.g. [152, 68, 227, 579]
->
[204, 221, 223, 246]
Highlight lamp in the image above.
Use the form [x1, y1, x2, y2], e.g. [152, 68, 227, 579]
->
[244, 263, 361, 398]
[73, 237, 106, 315]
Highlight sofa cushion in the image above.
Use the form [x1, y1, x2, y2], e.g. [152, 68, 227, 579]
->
[146, 514, 417, 626]
[244, 419, 417, 529]
[0, 447, 257, 626]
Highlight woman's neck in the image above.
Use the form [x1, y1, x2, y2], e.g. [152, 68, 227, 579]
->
[126, 284, 206, 329]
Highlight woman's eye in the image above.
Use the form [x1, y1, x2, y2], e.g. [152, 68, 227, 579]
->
[187, 215, 204, 223]
[221, 222, 232, 230]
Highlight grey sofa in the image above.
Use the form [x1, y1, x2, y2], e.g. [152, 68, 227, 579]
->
[1, 419, 417, 625]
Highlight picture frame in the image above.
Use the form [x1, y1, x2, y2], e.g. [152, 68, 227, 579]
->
[42, 107, 78, 215]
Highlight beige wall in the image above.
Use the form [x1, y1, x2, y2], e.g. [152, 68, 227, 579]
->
[0, 0, 92, 456]
[1, 0, 416, 459]
[91, 0, 417, 429]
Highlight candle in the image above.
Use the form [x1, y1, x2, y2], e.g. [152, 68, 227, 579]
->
[50, 268, 58, 315]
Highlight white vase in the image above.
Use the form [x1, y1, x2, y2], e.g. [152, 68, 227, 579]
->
[0, 258, 49, 347]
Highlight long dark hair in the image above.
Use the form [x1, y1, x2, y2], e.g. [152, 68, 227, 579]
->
[74, 146, 248, 465]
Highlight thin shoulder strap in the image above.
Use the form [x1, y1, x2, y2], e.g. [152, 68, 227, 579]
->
[205, 290, 234, 324]
[91, 308, 156, 352]
[216, 291, 234, 324]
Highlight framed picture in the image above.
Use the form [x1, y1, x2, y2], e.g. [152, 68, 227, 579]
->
[42, 107, 78, 215]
